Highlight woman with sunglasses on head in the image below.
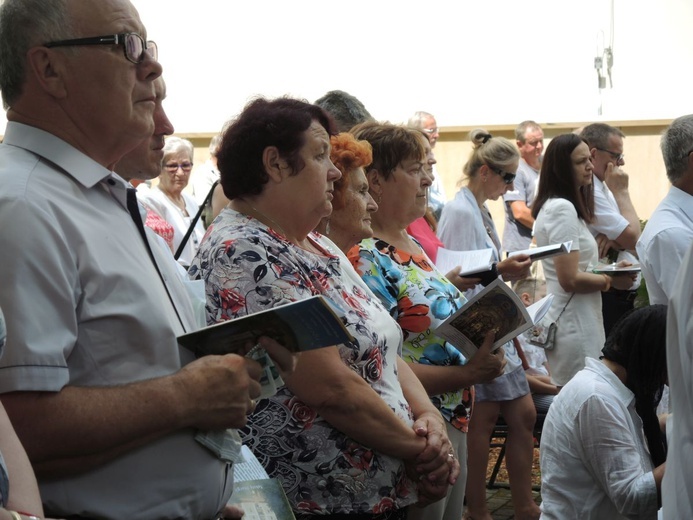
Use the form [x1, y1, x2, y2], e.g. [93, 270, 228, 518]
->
[531, 134, 636, 389]
[437, 130, 538, 520]
[139, 136, 206, 267]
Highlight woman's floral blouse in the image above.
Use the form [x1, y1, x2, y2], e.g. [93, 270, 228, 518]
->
[188, 208, 417, 515]
[348, 238, 474, 433]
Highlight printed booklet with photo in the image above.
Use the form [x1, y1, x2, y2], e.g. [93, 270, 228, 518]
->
[177, 295, 354, 358]
[434, 279, 554, 359]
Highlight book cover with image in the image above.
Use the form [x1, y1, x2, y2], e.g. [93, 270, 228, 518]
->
[228, 478, 296, 520]
[177, 295, 354, 357]
[434, 279, 553, 359]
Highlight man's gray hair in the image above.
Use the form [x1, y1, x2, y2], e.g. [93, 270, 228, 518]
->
[0, 0, 72, 109]
[515, 120, 542, 143]
[579, 122, 625, 149]
[314, 90, 373, 133]
[661, 114, 693, 184]
[408, 111, 434, 129]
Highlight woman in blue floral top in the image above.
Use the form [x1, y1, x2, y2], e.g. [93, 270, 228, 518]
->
[348, 123, 506, 520]
[189, 98, 458, 519]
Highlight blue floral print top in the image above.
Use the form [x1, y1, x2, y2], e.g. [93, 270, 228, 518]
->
[188, 209, 418, 515]
[349, 238, 474, 433]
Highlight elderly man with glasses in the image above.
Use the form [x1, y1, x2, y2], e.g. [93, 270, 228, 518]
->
[579, 123, 641, 335]
[0, 1, 294, 519]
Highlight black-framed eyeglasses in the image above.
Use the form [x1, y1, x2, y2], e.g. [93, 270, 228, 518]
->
[44, 33, 156, 64]
[165, 161, 193, 173]
[423, 127, 439, 134]
[490, 166, 516, 185]
[595, 147, 625, 162]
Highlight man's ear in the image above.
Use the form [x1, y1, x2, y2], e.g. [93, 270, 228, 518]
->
[262, 146, 290, 183]
[520, 292, 532, 306]
[25, 47, 68, 99]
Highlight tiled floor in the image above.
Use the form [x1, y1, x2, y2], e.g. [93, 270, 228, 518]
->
[486, 486, 542, 520]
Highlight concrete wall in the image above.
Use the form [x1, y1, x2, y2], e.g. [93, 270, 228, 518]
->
[183, 119, 672, 238]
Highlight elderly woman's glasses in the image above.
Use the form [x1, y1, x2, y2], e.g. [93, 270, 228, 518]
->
[165, 162, 193, 172]
[490, 166, 516, 185]
[44, 33, 156, 64]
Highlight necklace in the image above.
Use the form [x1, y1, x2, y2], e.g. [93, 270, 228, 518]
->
[240, 198, 290, 238]
[239, 198, 324, 255]
[160, 187, 189, 215]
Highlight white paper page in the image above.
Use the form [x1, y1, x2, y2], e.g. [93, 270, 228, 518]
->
[527, 293, 554, 324]
[233, 445, 270, 482]
[436, 247, 494, 276]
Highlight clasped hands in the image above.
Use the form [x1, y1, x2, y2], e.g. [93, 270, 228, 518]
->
[405, 412, 460, 507]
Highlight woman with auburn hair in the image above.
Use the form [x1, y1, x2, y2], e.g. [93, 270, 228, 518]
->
[437, 129, 538, 520]
[540, 305, 668, 519]
[315, 133, 378, 252]
[532, 134, 635, 388]
[189, 98, 460, 519]
[348, 122, 506, 520]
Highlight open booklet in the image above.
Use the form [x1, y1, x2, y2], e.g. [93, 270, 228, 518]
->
[435, 247, 498, 285]
[177, 295, 354, 357]
[592, 262, 641, 274]
[508, 241, 573, 261]
[434, 278, 554, 359]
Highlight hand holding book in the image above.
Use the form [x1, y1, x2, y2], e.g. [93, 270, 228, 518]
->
[434, 279, 554, 360]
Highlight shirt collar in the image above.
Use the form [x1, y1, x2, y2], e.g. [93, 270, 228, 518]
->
[584, 357, 634, 406]
[668, 185, 693, 222]
[2, 122, 114, 189]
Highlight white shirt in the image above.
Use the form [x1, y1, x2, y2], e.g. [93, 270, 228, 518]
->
[588, 175, 629, 241]
[139, 185, 207, 266]
[0, 122, 231, 519]
[636, 186, 693, 304]
[190, 159, 220, 205]
[540, 358, 658, 520]
[588, 175, 640, 288]
[662, 242, 693, 519]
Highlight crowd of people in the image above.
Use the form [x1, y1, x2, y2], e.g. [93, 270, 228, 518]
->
[0, 1, 692, 520]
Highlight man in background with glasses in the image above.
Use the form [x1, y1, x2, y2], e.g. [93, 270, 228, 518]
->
[0, 1, 293, 518]
[580, 123, 641, 335]
[408, 110, 447, 219]
[502, 120, 544, 255]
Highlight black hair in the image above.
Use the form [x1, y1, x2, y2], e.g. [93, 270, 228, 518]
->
[601, 304, 668, 466]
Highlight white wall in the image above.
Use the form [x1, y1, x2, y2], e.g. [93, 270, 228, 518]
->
[2, 0, 693, 132]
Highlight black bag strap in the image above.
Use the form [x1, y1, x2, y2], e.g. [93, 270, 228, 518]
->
[174, 179, 219, 261]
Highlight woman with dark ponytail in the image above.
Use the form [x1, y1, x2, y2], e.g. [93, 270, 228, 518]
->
[539, 304, 667, 519]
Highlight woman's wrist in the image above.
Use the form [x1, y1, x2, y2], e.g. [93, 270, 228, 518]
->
[600, 273, 611, 292]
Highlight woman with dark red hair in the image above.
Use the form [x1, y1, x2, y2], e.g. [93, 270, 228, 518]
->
[189, 97, 459, 519]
